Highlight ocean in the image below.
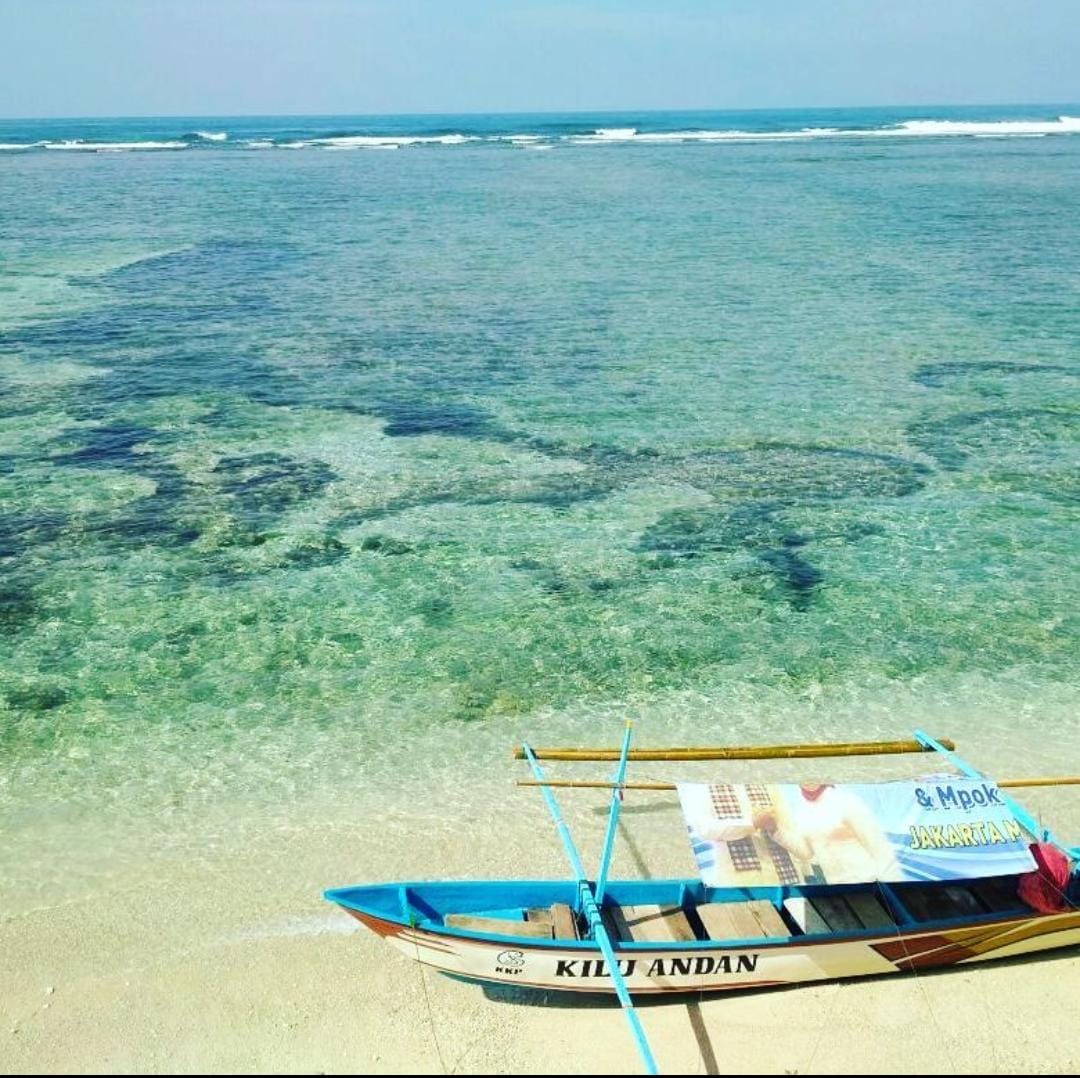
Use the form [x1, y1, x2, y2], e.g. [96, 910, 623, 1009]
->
[1, 105, 1079, 915]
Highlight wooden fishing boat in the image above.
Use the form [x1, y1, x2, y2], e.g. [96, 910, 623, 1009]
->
[326, 874, 1080, 994]
[326, 730, 1079, 1074]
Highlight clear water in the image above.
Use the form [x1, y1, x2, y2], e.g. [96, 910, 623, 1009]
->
[1, 107, 1078, 901]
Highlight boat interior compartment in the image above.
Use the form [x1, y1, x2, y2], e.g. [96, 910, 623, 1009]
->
[969, 875, 1027, 913]
[425, 873, 1035, 944]
[779, 891, 896, 935]
[444, 912, 555, 938]
[602, 890, 899, 943]
[446, 902, 580, 940]
[440, 882, 1028, 944]
[887, 875, 1030, 923]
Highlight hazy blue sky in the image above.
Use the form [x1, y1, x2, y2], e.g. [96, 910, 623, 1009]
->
[1, 0, 1077, 118]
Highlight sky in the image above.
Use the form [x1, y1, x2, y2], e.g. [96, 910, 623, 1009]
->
[0, 0, 1077, 118]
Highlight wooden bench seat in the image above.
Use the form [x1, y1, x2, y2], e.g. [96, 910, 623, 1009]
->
[551, 903, 579, 939]
[697, 900, 791, 940]
[610, 904, 696, 943]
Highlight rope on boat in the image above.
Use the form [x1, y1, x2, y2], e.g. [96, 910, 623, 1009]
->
[409, 912, 450, 1075]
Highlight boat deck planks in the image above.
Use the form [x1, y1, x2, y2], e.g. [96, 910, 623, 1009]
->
[698, 901, 770, 941]
[550, 902, 578, 939]
[613, 904, 696, 943]
[746, 898, 793, 937]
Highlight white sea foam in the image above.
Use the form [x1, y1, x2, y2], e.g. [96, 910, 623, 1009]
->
[561, 117, 1080, 146]
[307, 133, 477, 148]
[12, 116, 1080, 156]
[886, 116, 1080, 137]
[43, 140, 188, 152]
[571, 126, 847, 144]
[323, 142, 400, 151]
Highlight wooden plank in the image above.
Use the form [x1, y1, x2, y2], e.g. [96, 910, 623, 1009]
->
[811, 896, 863, 933]
[525, 907, 553, 925]
[514, 738, 955, 762]
[783, 897, 832, 935]
[696, 901, 763, 941]
[746, 899, 792, 938]
[550, 903, 578, 940]
[444, 913, 553, 938]
[611, 904, 696, 943]
[846, 892, 895, 930]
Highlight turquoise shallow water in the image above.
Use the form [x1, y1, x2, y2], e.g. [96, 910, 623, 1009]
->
[1, 108, 1079, 875]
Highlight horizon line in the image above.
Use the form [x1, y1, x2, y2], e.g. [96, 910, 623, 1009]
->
[3, 101, 1080, 124]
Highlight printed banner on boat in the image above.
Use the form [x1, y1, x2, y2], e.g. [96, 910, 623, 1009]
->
[677, 779, 1036, 887]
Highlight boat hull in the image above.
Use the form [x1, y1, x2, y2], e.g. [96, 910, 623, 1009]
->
[343, 906, 1080, 995]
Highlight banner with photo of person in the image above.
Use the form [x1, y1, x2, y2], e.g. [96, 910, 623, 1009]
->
[677, 778, 1036, 887]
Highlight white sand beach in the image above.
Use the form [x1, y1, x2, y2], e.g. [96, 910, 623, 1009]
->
[4, 721, 1079, 1075]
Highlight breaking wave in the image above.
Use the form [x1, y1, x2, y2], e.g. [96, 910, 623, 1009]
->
[3, 115, 1079, 154]
[42, 140, 188, 152]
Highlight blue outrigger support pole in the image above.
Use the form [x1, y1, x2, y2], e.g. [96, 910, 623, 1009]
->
[522, 741, 659, 1076]
[595, 722, 633, 905]
[914, 729, 1075, 854]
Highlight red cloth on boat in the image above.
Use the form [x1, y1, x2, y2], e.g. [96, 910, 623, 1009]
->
[1017, 842, 1072, 913]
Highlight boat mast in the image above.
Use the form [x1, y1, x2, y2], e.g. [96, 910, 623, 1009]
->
[522, 741, 659, 1076]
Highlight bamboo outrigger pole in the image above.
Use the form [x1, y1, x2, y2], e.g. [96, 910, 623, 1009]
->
[522, 740, 659, 1076]
[517, 776, 1080, 791]
[514, 736, 956, 762]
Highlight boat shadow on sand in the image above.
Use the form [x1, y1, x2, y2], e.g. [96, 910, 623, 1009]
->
[464, 947, 1075, 1075]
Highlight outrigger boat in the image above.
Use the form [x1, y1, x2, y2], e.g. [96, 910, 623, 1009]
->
[326, 729, 1079, 1074]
